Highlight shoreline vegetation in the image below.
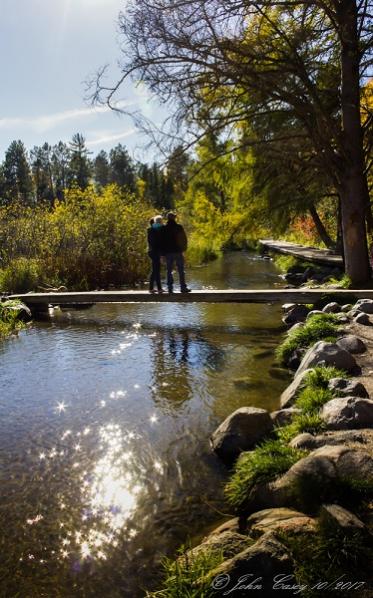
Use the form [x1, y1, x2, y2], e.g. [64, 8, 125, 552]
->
[0, 300, 30, 339]
[148, 300, 373, 598]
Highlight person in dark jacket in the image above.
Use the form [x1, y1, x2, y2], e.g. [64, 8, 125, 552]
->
[147, 215, 164, 293]
[162, 212, 191, 293]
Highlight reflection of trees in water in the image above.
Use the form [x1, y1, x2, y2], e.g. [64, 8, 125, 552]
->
[149, 330, 225, 407]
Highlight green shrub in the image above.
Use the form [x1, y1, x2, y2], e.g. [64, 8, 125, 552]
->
[146, 545, 224, 598]
[225, 439, 306, 510]
[0, 257, 42, 293]
[0, 186, 154, 290]
[276, 313, 341, 365]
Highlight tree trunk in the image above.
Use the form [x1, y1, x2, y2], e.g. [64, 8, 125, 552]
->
[338, 0, 371, 285]
[308, 204, 335, 249]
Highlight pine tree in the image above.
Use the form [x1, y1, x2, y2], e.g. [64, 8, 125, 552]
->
[2, 140, 34, 204]
[68, 133, 92, 190]
[109, 144, 136, 191]
[93, 150, 110, 188]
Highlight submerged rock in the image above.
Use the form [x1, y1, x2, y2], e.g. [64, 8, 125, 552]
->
[296, 341, 358, 376]
[210, 407, 273, 464]
[321, 397, 373, 430]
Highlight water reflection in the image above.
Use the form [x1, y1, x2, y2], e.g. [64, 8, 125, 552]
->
[0, 252, 290, 597]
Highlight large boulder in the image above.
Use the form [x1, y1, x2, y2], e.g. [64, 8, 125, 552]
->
[321, 397, 373, 430]
[280, 369, 313, 408]
[322, 302, 341, 313]
[282, 305, 309, 326]
[336, 335, 367, 354]
[296, 341, 358, 376]
[327, 377, 369, 398]
[241, 446, 373, 514]
[354, 299, 373, 314]
[354, 312, 371, 326]
[246, 508, 315, 539]
[210, 533, 294, 598]
[272, 445, 373, 512]
[210, 408, 273, 463]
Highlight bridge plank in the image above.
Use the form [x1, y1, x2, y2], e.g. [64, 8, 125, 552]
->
[8, 288, 373, 306]
[259, 239, 343, 266]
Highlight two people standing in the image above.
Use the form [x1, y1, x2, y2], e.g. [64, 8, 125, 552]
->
[147, 212, 191, 294]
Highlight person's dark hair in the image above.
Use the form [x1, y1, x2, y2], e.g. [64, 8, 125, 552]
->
[167, 212, 176, 220]
[149, 218, 154, 225]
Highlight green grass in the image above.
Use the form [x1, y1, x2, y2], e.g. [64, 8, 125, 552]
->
[225, 439, 306, 510]
[276, 313, 341, 365]
[276, 413, 325, 443]
[304, 365, 348, 389]
[146, 545, 224, 598]
[296, 387, 335, 414]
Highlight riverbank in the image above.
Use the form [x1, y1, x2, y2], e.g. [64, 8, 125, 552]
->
[150, 299, 373, 597]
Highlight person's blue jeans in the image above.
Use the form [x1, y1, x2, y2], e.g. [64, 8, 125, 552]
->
[165, 253, 187, 291]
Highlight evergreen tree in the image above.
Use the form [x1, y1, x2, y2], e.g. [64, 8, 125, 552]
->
[51, 142, 70, 201]
[93, 150, 110, 188]
[68, 133, 92, 190]
[2, 140, 34, 204]
[109, 144, 136, 191]
[30, 143, 54, 204]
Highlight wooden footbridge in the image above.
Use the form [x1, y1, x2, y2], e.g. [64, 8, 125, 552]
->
[8, 288, 373, 309]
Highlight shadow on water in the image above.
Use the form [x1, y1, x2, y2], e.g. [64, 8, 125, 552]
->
[0, 252, 290, 597]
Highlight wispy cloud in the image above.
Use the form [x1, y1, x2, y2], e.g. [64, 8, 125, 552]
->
[86, 129, 136, 147]
[0, 101, 134, 133]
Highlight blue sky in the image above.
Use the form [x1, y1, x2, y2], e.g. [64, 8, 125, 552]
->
[0, 0, 165, 161]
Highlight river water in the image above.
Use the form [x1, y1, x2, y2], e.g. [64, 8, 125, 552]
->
[0, 252, 289, 597]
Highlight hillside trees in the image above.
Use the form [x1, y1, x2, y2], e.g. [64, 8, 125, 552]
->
[93, 0, 373, 283]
